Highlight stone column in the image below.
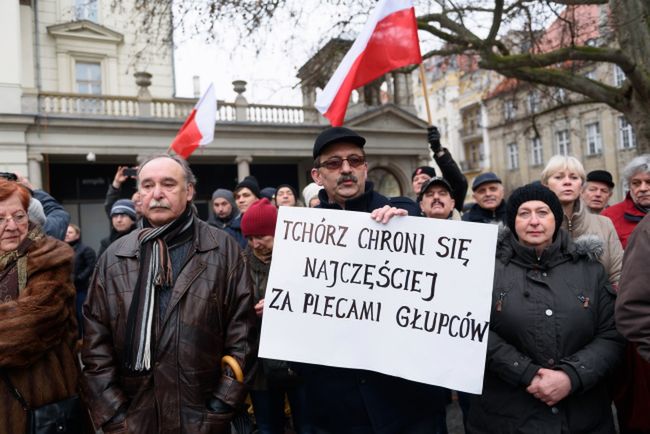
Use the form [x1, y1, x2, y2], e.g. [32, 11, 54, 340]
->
[27, 153, 43, 190]
[235, 155, 252, 181]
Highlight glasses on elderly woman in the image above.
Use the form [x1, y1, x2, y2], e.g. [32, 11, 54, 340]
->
[0, 212, 28, 229]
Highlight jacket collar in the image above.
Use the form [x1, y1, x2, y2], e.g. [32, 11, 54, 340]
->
[317, 182, 390, 212]
[114, 216, 219, 258]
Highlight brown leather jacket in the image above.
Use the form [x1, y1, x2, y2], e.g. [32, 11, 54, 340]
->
[81, 218, 256, 434]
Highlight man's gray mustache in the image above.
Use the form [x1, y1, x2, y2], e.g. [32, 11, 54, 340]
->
[149, 200, 171, 209]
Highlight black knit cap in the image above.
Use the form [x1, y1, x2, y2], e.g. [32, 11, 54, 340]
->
[506, 183, 564, 240]
[234, 175, 261, 198]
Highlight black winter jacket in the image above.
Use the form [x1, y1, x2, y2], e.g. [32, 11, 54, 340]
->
[69, 239, 96, 293]
[462, 200, 507, 224]
[297, 183, 444, 434]
[468, 228, 624, 434]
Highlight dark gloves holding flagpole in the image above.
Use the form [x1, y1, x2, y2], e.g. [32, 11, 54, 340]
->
[427, 126, 442, 154]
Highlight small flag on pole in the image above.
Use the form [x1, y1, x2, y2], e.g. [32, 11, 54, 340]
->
[170, 83, 217, 159]
[315, 0, 422, 126]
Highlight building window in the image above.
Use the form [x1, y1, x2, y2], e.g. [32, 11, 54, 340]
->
[75, 62, 101, 113]
[76, 62, 101, 94]
[614, 65, 626, 87]
[585, 122, 602, 155]
[530, 136, 543, 166]
[507, 143, 519, 170]
[555, 129, 571, 156]
[553, 88, 566, 104]
[503, 100, 515, 121]
[585, 70, 596, 80]
[527, 91, 540, 114]
[75, 0, 98, 22]
[619, 116, 637, 149]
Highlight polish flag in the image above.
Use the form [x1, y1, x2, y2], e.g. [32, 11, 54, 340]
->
[315, 0, 421, 126]
[170, 83, 217, 159]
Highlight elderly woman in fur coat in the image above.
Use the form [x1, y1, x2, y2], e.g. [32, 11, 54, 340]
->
[0, 178, 80, 433]
[467, 184, 624, 434]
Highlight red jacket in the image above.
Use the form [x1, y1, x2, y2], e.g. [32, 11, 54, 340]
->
[601, 193, 647, 248]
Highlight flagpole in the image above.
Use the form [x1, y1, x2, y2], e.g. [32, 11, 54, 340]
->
[418, 63, 433, 126]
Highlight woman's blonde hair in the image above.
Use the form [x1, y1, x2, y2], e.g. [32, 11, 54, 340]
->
[540, 155, 586, 185]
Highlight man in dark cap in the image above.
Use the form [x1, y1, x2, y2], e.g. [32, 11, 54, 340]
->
[411, 126, 468, 212]
[582, 170, 614, 214]
[419, 177, 460, 220]
[303, 126, 442, 433]
[462, 172, 507, 224]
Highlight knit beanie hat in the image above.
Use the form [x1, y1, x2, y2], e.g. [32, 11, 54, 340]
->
[506, 183, 564, 240]
[411, 166, 436, 181]
[234, 176, 261, 199]
[275, 184, 298, 204]
[241, 198, 277, 237]
[302, 182, 323, 206]
[260, 187, 277, 201]
[111, 199, 136, 220]
[211, 188, 236, 210]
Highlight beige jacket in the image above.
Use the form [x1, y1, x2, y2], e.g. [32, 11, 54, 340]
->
[562, 199, 623, 286]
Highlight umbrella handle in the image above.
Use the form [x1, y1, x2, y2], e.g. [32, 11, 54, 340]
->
[221, 355, 244, 383]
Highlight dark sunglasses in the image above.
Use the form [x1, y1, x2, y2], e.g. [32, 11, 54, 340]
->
[317, 155, 366, 170]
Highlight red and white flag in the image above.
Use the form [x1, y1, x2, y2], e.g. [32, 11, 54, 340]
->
[315, 0, 421, 126]
[170, 83, 217, 159]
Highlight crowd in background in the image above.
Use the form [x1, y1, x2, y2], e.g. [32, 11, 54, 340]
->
[0, 125, 649, 434]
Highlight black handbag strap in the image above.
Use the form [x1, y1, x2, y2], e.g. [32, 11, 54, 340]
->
[1, 370, 31, 411]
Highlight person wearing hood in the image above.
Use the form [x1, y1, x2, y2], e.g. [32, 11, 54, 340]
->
[97, 199, 137, 257]
[467, 183, 624, 434]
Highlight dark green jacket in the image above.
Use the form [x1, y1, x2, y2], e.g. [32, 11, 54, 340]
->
[468, 228, 624, 434]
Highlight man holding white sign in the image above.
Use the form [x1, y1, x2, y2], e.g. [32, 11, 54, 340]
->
[259, 127, 497, 434]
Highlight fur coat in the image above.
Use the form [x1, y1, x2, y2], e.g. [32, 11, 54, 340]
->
[0, 226, 79, 434]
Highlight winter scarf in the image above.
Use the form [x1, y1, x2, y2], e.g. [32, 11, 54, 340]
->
[124, 206, 194, 372]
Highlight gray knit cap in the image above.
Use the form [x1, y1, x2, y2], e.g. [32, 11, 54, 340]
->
[111, 199, 136, 220]
[211, 188, 237, 210]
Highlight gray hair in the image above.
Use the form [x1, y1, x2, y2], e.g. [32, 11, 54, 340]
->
[137, 154, 197, 186]
[622, 154, 650, 184]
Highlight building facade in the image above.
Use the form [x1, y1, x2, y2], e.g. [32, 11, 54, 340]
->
[1, 1, 432, 251]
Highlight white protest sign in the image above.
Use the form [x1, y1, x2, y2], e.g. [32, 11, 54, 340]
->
[258, 206, 497, 393]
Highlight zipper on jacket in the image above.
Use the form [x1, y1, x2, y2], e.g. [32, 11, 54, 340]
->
[577, 294, 590, 308]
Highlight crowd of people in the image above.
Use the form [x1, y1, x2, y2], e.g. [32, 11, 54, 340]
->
[0, 125, 648, 434]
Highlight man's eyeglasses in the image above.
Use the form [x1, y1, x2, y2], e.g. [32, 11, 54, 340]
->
[316, 155, 366, 170]
[0, 212, 28, 229]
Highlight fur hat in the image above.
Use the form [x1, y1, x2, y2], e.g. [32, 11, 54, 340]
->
[506, 183, 564, 240]
[111, 199, 136, 220]
[234, 176, 261, 199]
[241, 198, 277, 237]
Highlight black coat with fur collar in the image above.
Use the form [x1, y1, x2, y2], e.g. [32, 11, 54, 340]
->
[467, 228, 624, 434]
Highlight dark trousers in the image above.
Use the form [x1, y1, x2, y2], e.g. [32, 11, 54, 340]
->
[250, 386, 312, 434]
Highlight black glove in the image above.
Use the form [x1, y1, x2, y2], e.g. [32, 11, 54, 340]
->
[427, 126, 442, 153]
[207, 397, 233, 413]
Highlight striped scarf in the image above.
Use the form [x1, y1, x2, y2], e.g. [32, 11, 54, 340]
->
[123, 206, 193, 372]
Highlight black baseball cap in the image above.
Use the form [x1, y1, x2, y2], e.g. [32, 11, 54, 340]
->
[313, 127, 366, 159]
[586, 170, 615, 188]
[472, 172, 502, 191]
[418, 176, 453, 202]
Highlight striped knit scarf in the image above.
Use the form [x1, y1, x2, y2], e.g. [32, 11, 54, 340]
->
[123, 206, 194, 372]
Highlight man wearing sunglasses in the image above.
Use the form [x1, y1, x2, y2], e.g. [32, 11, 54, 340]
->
[303, 126, 442, 433]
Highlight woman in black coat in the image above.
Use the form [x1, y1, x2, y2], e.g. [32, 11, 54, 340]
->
[467, 183, 624, 434]
[65, 223, 96, 336]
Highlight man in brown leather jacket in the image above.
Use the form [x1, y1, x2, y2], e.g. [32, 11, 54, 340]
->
[81, 154, 256, 434]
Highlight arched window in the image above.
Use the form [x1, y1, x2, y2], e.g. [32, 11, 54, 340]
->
[368, 167, 402, 197]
